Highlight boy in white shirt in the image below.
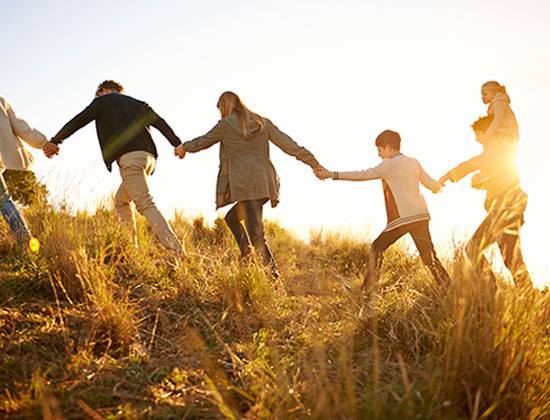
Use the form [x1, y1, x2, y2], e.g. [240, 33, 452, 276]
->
[315, 130, 449, 291]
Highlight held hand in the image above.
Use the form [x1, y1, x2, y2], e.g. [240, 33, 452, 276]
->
[43, 142, 60, 159]
[314, 166, 332, 180]
[174, 144, 186, 159]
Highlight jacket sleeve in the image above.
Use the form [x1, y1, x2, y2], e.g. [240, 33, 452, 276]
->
[486, 101, 506, 136]
[417, 161, 441, 192]
[268, 120, 320, 168]
[147, 105, 182, 146]
[332, 160, 388, 181]
[183, 120, 225, 152]
[51, 99, 100, 144]
[5, 99, 48, 149]
[444, 150, 489, 182]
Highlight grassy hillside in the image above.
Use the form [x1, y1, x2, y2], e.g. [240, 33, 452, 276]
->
[0, 203, 548, 419]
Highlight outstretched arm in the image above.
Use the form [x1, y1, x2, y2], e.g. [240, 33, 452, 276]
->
[439, 153, 485, 184]
[268, 120, 320, 168]
[148, 106, 182, 147]
[418, 162, 442, 193]
[183, 120, 225, 153]
[51, 99, 100, 145]
[3, 98, 48, 149]
[316, 161, 388, 181]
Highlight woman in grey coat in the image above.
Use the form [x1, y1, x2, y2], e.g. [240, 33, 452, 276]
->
[182, 91, 323, 276]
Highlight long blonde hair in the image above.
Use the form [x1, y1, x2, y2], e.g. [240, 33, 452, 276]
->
[217, 91, 265, 138]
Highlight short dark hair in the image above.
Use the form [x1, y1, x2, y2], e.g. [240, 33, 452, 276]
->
[96, 80, 124, 96]
[375, 130, 401, 151]
[471, 115, 493, 132]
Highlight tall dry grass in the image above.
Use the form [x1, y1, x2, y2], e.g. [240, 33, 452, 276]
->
[0, 201, 548, 419]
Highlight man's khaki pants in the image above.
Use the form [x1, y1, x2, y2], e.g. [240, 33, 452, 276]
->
[114, 151, 183, 254]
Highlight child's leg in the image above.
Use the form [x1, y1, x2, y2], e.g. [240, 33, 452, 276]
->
[363, 226, 408, 290]
[408, 221, 450, 285]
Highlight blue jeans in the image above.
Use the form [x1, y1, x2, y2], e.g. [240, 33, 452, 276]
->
[0, 172, 31, 247]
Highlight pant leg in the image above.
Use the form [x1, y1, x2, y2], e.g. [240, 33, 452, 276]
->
[363, 225, 409, 289]
[497, 232, 532, 287]
[466, 208, 522, 284]
[0, 172, 31, 247]
[114, 180, 138, 247]
[118, 151, 183, 254]
[408, 221, 451, 285]
[241, 199, 276, 268]
[224, 202, 247, 254]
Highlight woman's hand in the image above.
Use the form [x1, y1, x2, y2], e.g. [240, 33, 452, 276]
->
[174, 144, 186, 159]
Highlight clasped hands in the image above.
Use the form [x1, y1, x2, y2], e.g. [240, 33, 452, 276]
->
[313, 166, 331, 180]
[42, 142, 187, 160]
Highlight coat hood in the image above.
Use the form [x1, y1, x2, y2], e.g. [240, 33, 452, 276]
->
[223, 113, 263, 139]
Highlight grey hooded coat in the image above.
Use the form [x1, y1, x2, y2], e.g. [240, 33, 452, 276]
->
[183, 113, 320, 209]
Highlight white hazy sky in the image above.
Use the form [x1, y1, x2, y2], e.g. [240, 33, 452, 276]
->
[2, 0, 549, 286]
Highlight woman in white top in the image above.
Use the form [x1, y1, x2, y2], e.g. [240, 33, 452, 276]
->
[0, 97, 52, 251]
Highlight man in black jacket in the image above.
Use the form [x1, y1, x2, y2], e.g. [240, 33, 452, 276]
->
[44, 80, 185, 254]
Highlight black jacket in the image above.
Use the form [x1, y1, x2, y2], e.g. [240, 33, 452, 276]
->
[51, 93, 181, 171]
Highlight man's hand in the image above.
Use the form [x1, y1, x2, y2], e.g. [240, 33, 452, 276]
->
[174, 144, 186, 159]
[438, 173, 452, 185]
[314, 166, 332, 180]
[43, 142, 60, 159]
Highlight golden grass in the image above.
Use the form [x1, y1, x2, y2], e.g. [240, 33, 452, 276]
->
[0, 203, 548, 419]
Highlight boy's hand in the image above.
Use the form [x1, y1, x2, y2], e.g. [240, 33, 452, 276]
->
[314, 166, 331, 180]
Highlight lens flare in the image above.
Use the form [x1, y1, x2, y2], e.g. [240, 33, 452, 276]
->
[28, 237, 41, 253]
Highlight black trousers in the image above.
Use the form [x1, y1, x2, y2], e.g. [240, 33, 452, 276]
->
[224, 199, 276, 269]
[363, 220, 450, 288]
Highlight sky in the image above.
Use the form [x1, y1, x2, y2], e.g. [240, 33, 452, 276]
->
[2, 0, 549, 286]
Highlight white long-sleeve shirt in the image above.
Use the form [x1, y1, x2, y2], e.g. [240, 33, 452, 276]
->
[333, 153, 441, 231]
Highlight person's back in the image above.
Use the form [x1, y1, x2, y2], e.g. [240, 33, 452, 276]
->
[47, 80, 185, 255]
[315, 130, 449, 291]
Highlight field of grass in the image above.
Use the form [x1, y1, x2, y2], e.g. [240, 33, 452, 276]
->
[0, 202, 548, 419]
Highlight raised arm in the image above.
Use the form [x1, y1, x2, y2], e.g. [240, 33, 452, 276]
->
[3, 98, 48, 149]
[51, 99, 100, 145]
[183, 120, 226, 153]
[268, 120, 320, 168]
